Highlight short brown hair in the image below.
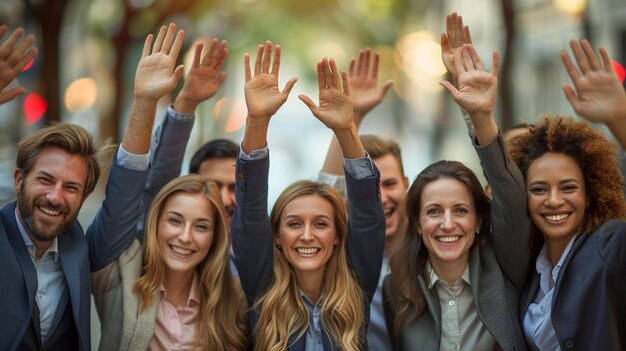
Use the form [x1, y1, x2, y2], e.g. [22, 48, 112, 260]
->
[360, 134, 405, 176]
[17, 123, 114, 197]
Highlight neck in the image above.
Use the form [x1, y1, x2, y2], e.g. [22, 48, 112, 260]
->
[429, 255, 469, 286]
[295, 270, 324, 302]
[162, 269, 195, 307]
[545, 234, 575, 267]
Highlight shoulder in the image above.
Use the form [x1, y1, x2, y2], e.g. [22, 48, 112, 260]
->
[587, 219, 626, 272]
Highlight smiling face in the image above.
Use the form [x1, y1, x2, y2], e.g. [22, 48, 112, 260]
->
[157, 192, 215, 278]
[526, 152, 586, 248]
[418, 178, 479, 269]
[15, 146, 88, 244]
[374, 154, 409, 238]
[275, 194, 338, 286]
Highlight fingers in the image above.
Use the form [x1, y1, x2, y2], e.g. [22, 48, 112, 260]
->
[441, 33, 450, 53]
[562, 84, 581, 111]
[371, 52, 380, 79]
[570, 39, 590, 74]
[192, 42, 203, 68]
[316, 61, 325, 91]
[490, 50, 500, 77]
[453, 45, 466, 76]
[151, 26, 167, 53]
[0, 87, 26, 105]
[244, 53, 251, 81]
[160, 23, 177, 55]
[322, 57, 333, 88]
[0, 26, 7, 40]
[262, 41, 272, 73]
[464, 25, 473, 44]
[330, 58, 341, 88]
[299, 94, 318, 114]
[271, 45, 281, 76]
[0, 28, 25, 58]
[13, 46, 37, 73]
[142, 34, 153, 58]
[379, 80, 393, 99]
[168, 28, 184, 60]
[363, 48, 371, 76]
[440, 80, 460, 98]
[253, 44, 263, 76]
[467, 44, 483, 71]
[598, 47, 613, 73]
[560, 50, 581, 81]
[461, 44, 474, 71]
[580, 39, 601, 71]
[203, 38, 219, 66]
[341, 71, 350, 96]
[281, 77, 298, 97]
[349, 57, 356, 76]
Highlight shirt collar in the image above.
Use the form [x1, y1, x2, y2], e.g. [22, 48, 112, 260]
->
[535, 235, 578, 291]
[159, 272, 200, 306]
[426, 261, 470, 289]
[15, 208, 59, 262]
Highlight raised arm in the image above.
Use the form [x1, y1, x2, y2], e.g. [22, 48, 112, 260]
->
[0, 26, 38, 104]
[88, 24, 185, 272]
[139, 38, 229, 241]
[441, 44, 530, 289]
[301, 58, 385, 298]
[320, 49, 393, 176]
[561, 39, 626, 149]
[234, 41, 297, 301]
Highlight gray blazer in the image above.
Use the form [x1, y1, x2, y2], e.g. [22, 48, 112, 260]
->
[383, 135, 530, 351]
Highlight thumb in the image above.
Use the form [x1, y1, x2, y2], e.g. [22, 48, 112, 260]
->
[299, 94, 318, 115]
[281, 77, 298, 97]
[0, 87, 27, 105]
[439, 80, 459, 98]
[379, 80, 393, 99]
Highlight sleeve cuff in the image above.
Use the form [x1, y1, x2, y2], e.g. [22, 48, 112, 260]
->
[167, 104, 195, 122]
[238, 144, 269, 161]
[344, 152, 375, 180]
[116, 145, 150, 171]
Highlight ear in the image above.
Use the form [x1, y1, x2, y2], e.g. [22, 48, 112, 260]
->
[403, 176, 409, 189]
[14, 168, 23, 193]
[274, 234, 281, 246]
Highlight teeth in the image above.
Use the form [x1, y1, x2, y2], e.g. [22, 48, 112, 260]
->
[384, 208, 394, 216]
[296, 247, 320, 254]
[39, 207, 60, 216]
[545, 213, 569, 221]
[171, 246, 193, 255]
[437, 236, 461, 243]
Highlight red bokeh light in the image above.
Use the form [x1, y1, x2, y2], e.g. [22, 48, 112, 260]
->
[612, 60, 625, 83]
[22, 59, 34, 72]
[23, 93, 47, 125]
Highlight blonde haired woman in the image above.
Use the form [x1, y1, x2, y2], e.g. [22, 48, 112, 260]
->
[233, 41, 385, 350]
[90, 24, 246, 350]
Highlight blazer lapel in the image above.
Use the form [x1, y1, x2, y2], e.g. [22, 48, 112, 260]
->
[2, 204, 39, 326]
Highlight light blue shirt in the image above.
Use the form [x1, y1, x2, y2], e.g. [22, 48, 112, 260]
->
[523, 235, 578, 351]
[368, 254, 391, 351]
[301, 290, 325, 351]
[16, 145, 148, 342]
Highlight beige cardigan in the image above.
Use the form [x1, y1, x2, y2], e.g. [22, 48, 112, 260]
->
[92, 240, 159, 351]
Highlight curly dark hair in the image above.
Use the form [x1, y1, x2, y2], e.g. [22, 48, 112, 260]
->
[507, 115, 626, 254]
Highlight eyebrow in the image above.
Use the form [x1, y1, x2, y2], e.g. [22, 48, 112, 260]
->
[528, 178, 581, 187]
[37, 171, 85, 190]
[283, 214, 332, 221]
[165, 210, 213, 222]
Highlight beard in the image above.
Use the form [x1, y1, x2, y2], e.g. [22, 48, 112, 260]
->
[16, 184, 71, 243]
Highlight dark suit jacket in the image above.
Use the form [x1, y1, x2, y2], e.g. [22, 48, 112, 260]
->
[521, 219, 626, 351]
[0, 157, 148, 351]
[383, 135, 531, 351]
[232, 154, 385, 351]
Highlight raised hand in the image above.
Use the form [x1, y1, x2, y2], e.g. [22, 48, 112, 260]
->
[441, 12, 472, 87]
[561, 39, 626, 125]
[348, 48, 392, 122]
[134, 23, 185, 102]
[300, 58, 354, 131]
[244, 41, 297, 120]
[174, 38, 228, 114]
[440, 44, 499, 145]
[0, 26, 38, 104]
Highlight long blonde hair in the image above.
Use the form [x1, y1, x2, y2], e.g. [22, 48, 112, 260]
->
[253, 180, 364, 351]
[134, 175, 248, 350]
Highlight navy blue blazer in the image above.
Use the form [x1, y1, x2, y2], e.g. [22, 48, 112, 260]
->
[0, 158, 148, 351]
[232, 154, 385, 350]
[521, 219, 626, 351]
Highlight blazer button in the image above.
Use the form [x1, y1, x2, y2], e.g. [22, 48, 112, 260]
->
[564, 339, 575, 349]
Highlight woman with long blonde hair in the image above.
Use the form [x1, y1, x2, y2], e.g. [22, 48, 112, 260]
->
[233, 41, 385, 350]
[90, 24, 247, 351]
